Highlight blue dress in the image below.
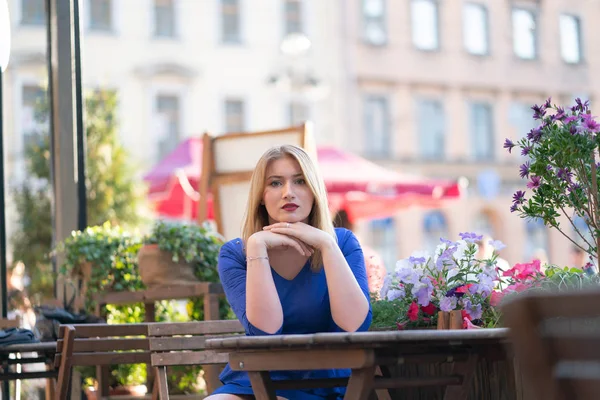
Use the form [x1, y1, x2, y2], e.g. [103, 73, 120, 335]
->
[212, 228, 372, 400]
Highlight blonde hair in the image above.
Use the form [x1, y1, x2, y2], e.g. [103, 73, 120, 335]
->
[241, 145, 336, 270]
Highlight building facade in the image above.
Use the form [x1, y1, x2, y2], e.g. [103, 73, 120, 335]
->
[348, 0, 596, 269]
[4, 0, 597, 270]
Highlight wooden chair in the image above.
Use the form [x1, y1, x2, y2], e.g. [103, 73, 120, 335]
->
[198, 122, 317, 240]
[148, 320, 245, 399]
[54, 323, 152, 400]
[502, 288, 600, 400]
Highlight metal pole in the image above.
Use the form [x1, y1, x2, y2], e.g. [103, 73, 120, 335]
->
[73, 0, 86, 231]
[0, 68, 7, 321]
[0, 65, 9, 400]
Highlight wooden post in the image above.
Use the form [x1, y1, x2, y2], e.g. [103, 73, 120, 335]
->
[437, 311, 450, 330]
[449, 311, 463, 330]
[145, 301, 156, 394]
[203, 292, 222, 394]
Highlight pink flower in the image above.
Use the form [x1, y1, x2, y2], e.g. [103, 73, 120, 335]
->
[420, 302, 437, 316]
[503, 259, 543, 281]
[463, 318, 482, 330]
[490, 291, 505, 307]
[407, 302, 419, 322]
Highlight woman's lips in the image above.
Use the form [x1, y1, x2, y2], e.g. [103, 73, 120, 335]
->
[282, 205, 299, 211]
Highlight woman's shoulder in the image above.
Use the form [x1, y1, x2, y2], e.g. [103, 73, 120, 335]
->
[333, 227, 359, 249]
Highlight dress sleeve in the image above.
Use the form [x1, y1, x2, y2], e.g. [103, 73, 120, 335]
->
[330, 229, 373, 332]
[217, 241, 283, 336]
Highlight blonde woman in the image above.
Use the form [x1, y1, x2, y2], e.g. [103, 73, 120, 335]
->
[207, 145, 372, 400]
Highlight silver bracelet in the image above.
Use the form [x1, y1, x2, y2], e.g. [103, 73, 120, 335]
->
[246, 255, 269, 263]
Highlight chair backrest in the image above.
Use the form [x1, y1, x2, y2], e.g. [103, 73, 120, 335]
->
[198, 122, 317, 240]
[55, 323, 150, 369]
[502, 288, 600, 400]
[148, 319, 245, 368]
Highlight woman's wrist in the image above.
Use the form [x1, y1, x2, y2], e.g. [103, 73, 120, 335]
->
[246, 235, 268, 257]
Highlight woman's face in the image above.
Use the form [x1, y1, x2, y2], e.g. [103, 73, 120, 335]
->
[262, 156, 315, 225]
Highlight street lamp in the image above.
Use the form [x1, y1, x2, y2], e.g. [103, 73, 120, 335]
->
[267, 33, 329, 102]
[0, 0, 12, 324]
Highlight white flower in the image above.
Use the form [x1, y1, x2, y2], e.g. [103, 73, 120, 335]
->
[452, 240, 470, 261]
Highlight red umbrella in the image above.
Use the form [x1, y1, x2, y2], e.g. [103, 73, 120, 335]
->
[143, 138, 462, 222]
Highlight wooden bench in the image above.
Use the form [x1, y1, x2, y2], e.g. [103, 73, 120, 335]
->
[148, 320, 245, 399]
[55, 323, 152, 400]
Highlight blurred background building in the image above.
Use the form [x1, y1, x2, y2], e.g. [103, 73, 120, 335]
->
[4, 0, 597, 270]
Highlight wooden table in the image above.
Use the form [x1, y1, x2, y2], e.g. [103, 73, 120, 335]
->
[0, 342, 58, 399]
[93, 282, 225, 396]
[206, 329, 511, 400]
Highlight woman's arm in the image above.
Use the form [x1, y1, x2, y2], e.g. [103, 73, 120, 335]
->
[321, 233, 371, 332]
[244, 236, 284, 334]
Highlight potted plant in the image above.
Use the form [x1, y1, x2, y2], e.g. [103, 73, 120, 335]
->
[137, 220, 224, 287]
[504, 97, 600, 266]
[56, 222, 144, 311]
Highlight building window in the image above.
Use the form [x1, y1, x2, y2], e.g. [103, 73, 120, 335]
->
[463, 3, 488, 55]
[21, 84, 47, 151]
[416, 98, 445, 159]
[362, 0, 387, 46]
[509, 102, 538, 159]
[89, 0, 113, 31]
[525, 218, 548, 262]
[154, 0, 175, 38]
[411, 0, 439, 51]
[560, 14, 582, 64]
[155, 94, 181, 161]
[284, 0, 303, 35]
[423, 211, 448, 253]
[289, 101, 309, 126]
[224, 99, 245, 133]
[512, 8, 537, 60]
[221, 0, 241, 43]
[363, 95, 390, 159]
[370, 218, 396, 272]
[469, 101, 494, 161]
[21, 0, 45, 25]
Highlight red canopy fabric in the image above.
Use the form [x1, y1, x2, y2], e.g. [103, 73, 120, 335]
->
[143, 138, 462, 221]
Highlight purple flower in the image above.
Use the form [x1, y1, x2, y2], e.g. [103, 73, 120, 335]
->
[412, 278, 434, 306]
[521, 145, 532, 156]
[531, 104, 546, 120]
[463, 299, 483, 320]
[512, 190, 526, 205]
[570, 125, 579, 135]
[575, 98, 590, 112]
[380, 275, 391, 299]
[440, 238, 454, 246]
[564, 115, 578, 124]
[409, 256, 427, 265]
[546, 165, 553, 173]
[510, 203, 519, 213]
[503, 138, 516, 153]
[582, 114, 600, 133]
[527, 175, 542, 190]
[386, 287, 405, 301]
[544, 97, 552, 108]
[552, 107, 566, 121]
[488, 239, 506, 251]
[527, 127, 543, 142]
[459, 232, 483, 243]
[568, 182, 582, 193]
[446, 286, 466, 298]
[557, 168, 573, 182]
[519, 162, 530, 179]
[475, 273, 495, 297]
[440, 296, 457, 312]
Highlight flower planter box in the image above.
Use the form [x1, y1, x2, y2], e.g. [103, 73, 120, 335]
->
[138, 244, 199, 287]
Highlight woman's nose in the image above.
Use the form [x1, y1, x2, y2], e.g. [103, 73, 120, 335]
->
[282, 181, 295, 198]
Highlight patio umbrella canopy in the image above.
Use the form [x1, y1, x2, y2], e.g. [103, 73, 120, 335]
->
[143, 138, 462, 222]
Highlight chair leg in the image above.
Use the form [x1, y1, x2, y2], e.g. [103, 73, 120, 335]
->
[55, 326, 76, 400]
[151, 367, 160, 400]
[157, 366, 170, 400]
[344, 366, 376, 400]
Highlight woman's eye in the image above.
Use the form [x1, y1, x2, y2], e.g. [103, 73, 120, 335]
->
[269, 181, 282, 187]
[295, 178, 306, 185]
